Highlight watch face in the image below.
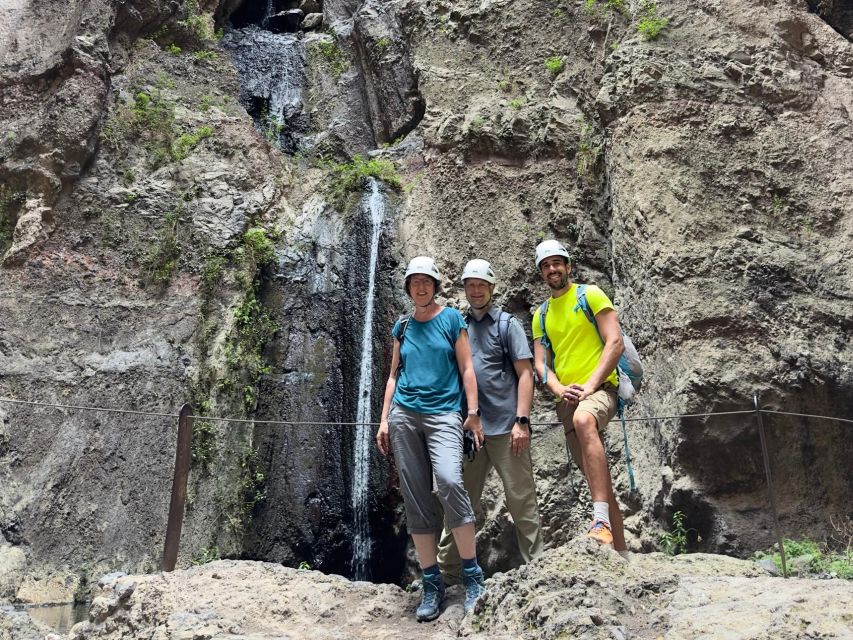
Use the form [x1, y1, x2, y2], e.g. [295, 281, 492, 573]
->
[518, 416, 529, 425]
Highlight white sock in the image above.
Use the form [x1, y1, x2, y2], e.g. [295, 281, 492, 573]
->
[593, 501, 610, 527]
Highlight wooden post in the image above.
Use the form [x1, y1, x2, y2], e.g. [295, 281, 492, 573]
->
[162, 403, 193, 571]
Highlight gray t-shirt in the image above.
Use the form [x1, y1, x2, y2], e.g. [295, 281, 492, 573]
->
[467, 306, 533, 436]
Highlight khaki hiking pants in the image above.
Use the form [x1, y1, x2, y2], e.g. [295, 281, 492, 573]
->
[436, 432, 543, 582]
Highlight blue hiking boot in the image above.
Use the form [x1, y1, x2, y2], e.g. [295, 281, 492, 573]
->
[415, 572, 446, 622]
[462, 565, 486, 615]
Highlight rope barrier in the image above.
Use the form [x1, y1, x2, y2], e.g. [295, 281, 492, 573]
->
[758, 409, 853, 426]
[0, 397, 177, 419]
[0, 396, 849, 428]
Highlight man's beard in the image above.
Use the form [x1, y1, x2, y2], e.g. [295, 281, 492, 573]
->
[548, 272, 569, 290]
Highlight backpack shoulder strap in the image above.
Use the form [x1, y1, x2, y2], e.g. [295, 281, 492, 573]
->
[574, 284, 597, 326]
[395, 313, 412, 378]
[538, 300, 552, 384]
[398, 312, 412, 344]
[497, 311, 513, 375]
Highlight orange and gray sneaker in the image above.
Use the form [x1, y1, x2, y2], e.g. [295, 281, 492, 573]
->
[587, 520, 613, 545]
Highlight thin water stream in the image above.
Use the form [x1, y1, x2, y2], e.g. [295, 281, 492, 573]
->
[350, 178, 385, 580]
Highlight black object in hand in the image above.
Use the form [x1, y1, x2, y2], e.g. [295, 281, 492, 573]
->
[463, 430, 476, 462]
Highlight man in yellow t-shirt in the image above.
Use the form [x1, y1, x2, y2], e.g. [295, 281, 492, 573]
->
[531, 240, 627, 551]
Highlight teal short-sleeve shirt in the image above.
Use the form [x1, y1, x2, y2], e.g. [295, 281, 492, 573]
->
[392, 308, 467, 414]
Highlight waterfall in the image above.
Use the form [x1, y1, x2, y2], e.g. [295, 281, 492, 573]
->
[351, 178, 385, 580]
[262, 0, 274, 28]
[221, 27, 308, 153]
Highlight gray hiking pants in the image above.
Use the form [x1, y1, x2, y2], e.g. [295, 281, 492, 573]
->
[388, 404, 475, 534]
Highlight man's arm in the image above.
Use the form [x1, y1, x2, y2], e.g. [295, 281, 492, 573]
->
[511, 357, 534, 455]
[533, 339, 570, 400]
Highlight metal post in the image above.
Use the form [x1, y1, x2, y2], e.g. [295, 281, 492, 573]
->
[162, 403, 193, 571]
[753, 392, 787, 578]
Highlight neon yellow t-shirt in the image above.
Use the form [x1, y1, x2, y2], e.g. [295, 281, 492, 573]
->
[531, 283, 619, 388]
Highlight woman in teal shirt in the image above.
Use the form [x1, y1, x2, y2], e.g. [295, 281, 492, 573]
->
[376, 256, 486, 621]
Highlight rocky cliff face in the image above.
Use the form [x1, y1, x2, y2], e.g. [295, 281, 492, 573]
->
[1, 0, 851, 613]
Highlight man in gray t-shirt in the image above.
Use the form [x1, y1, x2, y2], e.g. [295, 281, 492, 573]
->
[437, 259, 543, 582]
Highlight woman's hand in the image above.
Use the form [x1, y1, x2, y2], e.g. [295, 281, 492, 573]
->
[376, 419, 390, 456]
[463, 414, 484, 451]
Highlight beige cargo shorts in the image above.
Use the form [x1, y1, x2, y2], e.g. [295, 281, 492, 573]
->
[555, 384, 618, 475]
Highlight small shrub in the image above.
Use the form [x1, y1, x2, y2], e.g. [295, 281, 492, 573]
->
[141, 210, 179, 284]
[201, 254, 227, 295]
[192, 547, 221, 565]
[660, 510, 692, 556]
[544, 56, 565, 76]
[498, 78, 512, 93]
[224, 294, 278, 393]
[239, 445, 267, 520]
[193, 50, 219, 62]
[637, 1, 669, 40]
[262, 114, 285, 145]
[310, 39, 349, 77]
[191, 416, 218, 467]
[243, 228, 277, 266]
[199, 95, 215, 112]
[585, 0, 625, 16]
[298, 561, 312, 571]
[376, 37, 391, 51]
[171, 125, 214, 161]
[166, 43, 182, 55]
[510, 97, 525, 110]
[329, 155, 401, 197]
[180, 13, 217, 43]
[469, 116, 486, 134]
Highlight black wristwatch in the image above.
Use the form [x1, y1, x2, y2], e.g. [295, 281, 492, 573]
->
[516, 416, 529, 426]
[467, 408, 481, 417]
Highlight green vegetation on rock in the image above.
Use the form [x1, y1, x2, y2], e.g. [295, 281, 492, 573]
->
[637, 1, 669, 40]
[140, 210, 180, 284]
[310, 39, 349, 77]
[328, 154, 401, 200]
[660, 510, 693, 556]
[545, 56, 565, 76]
[757, 536, 853, 579]
[191, 546, 221, 565]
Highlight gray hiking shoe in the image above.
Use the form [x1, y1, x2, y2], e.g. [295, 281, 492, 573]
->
[416, 572, 446, 622]
[462, 566, 486, 615]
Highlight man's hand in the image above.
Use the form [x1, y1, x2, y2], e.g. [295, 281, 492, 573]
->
[562, 382, 595, 404]
[510, 421, 530, 456]
[376, 420, 390, 457]
[463, 414, 484, 451]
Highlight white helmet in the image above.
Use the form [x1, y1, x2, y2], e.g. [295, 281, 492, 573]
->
[405, 256, 441, 294]
[461, 259, 496, 284]
[404, 256, 441, 281]
[535, 239, 571, 269]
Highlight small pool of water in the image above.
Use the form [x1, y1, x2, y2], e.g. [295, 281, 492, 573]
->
[18, 602, 88, 635]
